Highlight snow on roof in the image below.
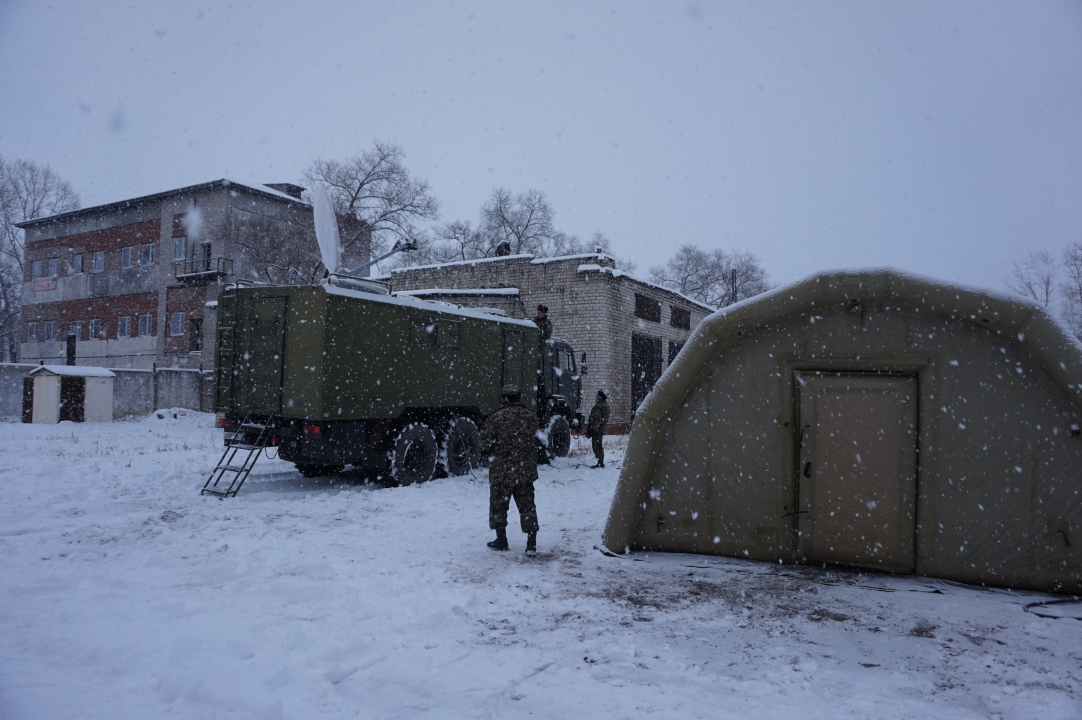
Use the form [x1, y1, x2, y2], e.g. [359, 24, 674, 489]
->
[218, 178, 309, 204]
[390, 252, 618, 275]
[204, 301, 218, 308]
[389, 254, 535, 274]
[395, 287, 520, 296]
[530, 253, 612, 265]
[576, 264, 715, 312]
[30, 365, 116, 378]
[18, 178, 308, 227]
[323, 283, 537, 328]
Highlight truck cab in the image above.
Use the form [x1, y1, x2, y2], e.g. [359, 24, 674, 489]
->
[538, 336, 583, 457]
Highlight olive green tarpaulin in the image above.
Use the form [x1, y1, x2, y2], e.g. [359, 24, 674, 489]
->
[602, 270, 1082, 593]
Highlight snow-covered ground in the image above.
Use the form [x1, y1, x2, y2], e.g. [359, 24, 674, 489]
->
[1, 412, 1079, 719]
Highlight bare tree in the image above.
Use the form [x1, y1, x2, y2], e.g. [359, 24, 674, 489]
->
[480, 188, 560, 256]
[1059, 242, 1082, 340]
[0, 156, 80, 360]
[303, 142, 439, 272]
[230, 212, 323, 285]
[409, 188, 637, 273]
[1005, 250, 1060, 308]
[649, 244, 769, 308]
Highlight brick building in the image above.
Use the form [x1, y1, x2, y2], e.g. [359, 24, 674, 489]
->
[388, 253, 714, 426]
[17, 179, 315, 376]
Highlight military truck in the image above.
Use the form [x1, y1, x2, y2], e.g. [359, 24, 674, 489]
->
[212, 278, 582, 486]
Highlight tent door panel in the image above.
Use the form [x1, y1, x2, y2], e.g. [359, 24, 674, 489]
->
[631, 334, 662, 411]
[796, 372, 917, 573]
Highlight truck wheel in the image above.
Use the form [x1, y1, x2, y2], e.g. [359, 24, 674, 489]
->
[442, 417, 482, 476]
[391, 422, 438, 485]
[547, 415, 571, 458]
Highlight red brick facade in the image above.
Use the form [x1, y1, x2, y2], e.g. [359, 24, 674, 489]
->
[23, 293, 158, 341]
[23, 220, 160, 281]
[164, 286, 205, 353]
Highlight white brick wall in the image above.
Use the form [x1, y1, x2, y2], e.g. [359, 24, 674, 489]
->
[390, 254, 713, 424]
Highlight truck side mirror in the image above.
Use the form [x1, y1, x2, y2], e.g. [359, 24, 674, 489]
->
[581, 352, 588, 375]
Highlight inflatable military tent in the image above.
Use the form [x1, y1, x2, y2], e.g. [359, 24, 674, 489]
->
[602, 270, 1082, 593]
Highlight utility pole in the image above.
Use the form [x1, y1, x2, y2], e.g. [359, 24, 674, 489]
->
[730, 269, 737, 306]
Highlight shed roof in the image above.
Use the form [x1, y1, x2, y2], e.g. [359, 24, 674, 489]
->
[29, 365, 116, 378]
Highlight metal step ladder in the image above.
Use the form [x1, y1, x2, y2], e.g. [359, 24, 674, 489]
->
[201, 413, 274, 498]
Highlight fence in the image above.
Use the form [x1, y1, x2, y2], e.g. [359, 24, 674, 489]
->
[0, 363, 213, 421]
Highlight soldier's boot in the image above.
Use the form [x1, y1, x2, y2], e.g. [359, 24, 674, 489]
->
[487, 527, 509, 551]
[525, 532, 537, 554]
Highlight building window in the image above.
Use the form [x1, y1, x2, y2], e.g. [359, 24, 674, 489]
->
[189, 318, 203, 351]
[201, 242, 212, 271]
[69, 320, 82, 340]
[117, 316, 131, 338]
[48, 258, 58, 278]
[27, 323, 37, 343]
[670, 306, 691, 330]
[141, 243, 155, 265]
[89, 318, 101, 339]
[138, 314, 153, 336]
[73, 254, 83, 274]
[92, 251, 104, 273]
[121, 246, 134, 268]
[170, 312, 185, 336]
[31, 260, 42, 279]
[173, 236, 187, 261]
[634, 293, 661, 323]
[668, 341, 684, 364]
[44, 321, 56, 341]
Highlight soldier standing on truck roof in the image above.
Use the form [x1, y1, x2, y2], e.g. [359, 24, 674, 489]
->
[586, 389, 610, 469]
[481, 384, 540, 553]
[534, 305, 552, 345]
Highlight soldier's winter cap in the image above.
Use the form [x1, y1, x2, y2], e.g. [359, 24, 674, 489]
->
[501, 384, 521, 397]
[597, 388, 609, 399]
[536, 304, 548, 313]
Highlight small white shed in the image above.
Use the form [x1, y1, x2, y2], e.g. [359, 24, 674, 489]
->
[23, 365, 115, 424]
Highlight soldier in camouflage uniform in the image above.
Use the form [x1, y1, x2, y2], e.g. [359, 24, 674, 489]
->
[480, 384, 540, 553]
[586, 389, 610, 468]
[533, 305, 552, 344]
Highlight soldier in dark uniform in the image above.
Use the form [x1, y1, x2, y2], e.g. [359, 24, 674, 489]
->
[480, 384, 540, 553]
[534, 305, 552, 344]
[586, 389, 610, 468]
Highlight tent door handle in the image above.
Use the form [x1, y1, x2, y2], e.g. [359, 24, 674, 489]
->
[803, 462, 812, 478]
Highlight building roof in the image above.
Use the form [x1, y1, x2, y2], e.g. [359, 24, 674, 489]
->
[16, 178, 309, 230]
[576, 264, 715, 312]
[395, 287, 520, 296]
[388, 252, 716, 312]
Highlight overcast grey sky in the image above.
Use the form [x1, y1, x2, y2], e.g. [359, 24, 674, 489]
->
[2, 1, 1080, 290]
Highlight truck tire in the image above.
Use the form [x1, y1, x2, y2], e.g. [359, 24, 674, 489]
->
[442, 417, 482, 476]
[390, 422, 438, 486]
[546, 415, 572, 458]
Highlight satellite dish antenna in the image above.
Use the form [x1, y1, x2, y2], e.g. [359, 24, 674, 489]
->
[310, 184, 342, 275]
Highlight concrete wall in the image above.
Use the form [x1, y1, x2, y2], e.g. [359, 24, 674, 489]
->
[0, 363, 38, 419]
[155, 368, 203, 410]
[111, 369, 155, 419]
[0, 363, 206, 421]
